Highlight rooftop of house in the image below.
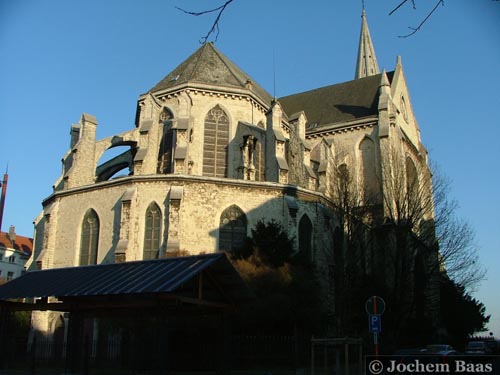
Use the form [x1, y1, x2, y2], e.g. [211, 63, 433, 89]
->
[0, 231, 33, 257]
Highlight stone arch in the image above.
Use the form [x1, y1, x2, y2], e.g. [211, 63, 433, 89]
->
[159, 106, 174, 123]
[79, 209, 99, 266]
[298, 214, 313, 262]
[219, 205, 247, 252]
[203, 105, 230, 177]
[96, 140, 137, 181]
[143, 202, 162, 260]
[359, 136, 379, 202]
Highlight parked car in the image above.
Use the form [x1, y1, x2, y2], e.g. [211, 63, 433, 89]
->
[465, 341, 489, 355]
[484, 340, 500, 355]
[426, 344, 458, 356]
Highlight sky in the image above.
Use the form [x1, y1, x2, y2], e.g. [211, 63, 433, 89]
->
[1, 0, 499, 338]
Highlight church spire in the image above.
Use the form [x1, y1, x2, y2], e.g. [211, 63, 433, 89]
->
[355, 10, 380, 79]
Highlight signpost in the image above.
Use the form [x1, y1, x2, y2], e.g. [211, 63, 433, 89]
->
[365, 296, 385, 357]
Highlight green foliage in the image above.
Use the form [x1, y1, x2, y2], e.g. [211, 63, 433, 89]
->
[231, 220, 326, 334]
[232, 219, 295, 267]
[440, 278, 490, 349]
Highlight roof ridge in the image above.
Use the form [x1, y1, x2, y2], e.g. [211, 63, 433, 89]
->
[187, 43, 209, 83]
[208, 43, 247, 88]
[279, 73, 385, 101]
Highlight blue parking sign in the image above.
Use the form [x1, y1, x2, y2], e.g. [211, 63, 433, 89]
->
[369, 314, 382, 333]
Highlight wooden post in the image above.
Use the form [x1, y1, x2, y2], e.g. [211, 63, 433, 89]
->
[0, 305, 10, 370]
[345, 342, 349, 375]
[65, 310, 84, 374]
[216, 312, 231, 375]
[310, 337, 315, 375]
[159, 311, 169, 375]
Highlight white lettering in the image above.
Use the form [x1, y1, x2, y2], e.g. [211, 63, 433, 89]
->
[455, 360, 466, 372]
[386, 360, 397, 373]
[387, 360, 450, 373]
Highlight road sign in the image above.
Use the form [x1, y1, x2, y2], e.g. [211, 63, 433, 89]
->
[365, 296, 386, 315]
[368, 314, 382, 333]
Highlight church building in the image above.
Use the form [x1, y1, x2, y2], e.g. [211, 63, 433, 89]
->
[27, 11, 434, 337]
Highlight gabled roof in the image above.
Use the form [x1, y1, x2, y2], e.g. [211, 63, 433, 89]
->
[279, 72, 394, 128]
[149, 43, 273, 106]
[0, 231, 33, 257]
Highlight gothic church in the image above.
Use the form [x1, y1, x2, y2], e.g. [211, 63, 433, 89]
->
[28, 11, 433, 335]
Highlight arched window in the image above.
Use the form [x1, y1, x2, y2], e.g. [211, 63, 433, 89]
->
[298, 215, 313, 262]
[336, 163, 350, 197]
[158, 108, 174, 174]
[255, 140, 265, 181]
[203, 105, 229, 177]
[143, 202, 162, 260]
[359, 137, 378, 202]
[80, 209, 99, 266]
[406, 157, 419, 194]
[219, 205, 247, 252]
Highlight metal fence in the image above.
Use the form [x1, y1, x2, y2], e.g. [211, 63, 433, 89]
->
[4, 334, 298, 373]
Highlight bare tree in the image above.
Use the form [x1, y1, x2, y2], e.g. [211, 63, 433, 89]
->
[328, 143, 484, 344]
[176, 0, 235, 43]
[389, 0, 445, 38]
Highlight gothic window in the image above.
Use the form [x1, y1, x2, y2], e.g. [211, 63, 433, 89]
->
[298, 214, 313, 262]
[159, 107, 173, 123]
[255, 140, 265, 181]
[143, 202, 162, 260]
[359, 137, 379, 202]
[219, 205, 247, 252]
[80, 209, 99, 266]
[203, 105, 229, 177]
[337, 163, 350, 193]
[401, 96, 409, 122]
[158, 108, 174, 174]
[406, 157, 419, 194]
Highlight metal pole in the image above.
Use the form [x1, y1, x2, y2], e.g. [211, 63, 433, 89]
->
[0, 172, 8, 232]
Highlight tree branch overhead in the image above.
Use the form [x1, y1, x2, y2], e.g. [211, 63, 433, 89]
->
[176, 0, 235, 43]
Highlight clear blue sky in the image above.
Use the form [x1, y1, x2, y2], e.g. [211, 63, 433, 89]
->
[1, 0, 499, 337]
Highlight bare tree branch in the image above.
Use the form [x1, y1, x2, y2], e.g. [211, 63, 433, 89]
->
[390, 0, 445, 38]
[176, 0, 235, 44]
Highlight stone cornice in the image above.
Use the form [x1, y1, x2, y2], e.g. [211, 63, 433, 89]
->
[42, 174, 334, 209]
[141, 83, 270, 115]
[305, 116, 378, 139]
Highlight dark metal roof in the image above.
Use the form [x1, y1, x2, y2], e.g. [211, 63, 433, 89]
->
[279, 72, 395, 127]
[0, 253, 248, 303]
[149, 43, 273, 106]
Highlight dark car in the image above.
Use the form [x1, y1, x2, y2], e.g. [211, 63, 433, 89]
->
[465, 341, 489, 355]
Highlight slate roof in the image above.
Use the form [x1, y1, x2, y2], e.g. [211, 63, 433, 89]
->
[0, 253, 250, 303]
[149, 43, 273, 106]
[0, 231, 33, 257]
[279, 72, 394, 128]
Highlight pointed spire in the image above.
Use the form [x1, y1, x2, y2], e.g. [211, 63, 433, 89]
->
[355, 10, 380, 79]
